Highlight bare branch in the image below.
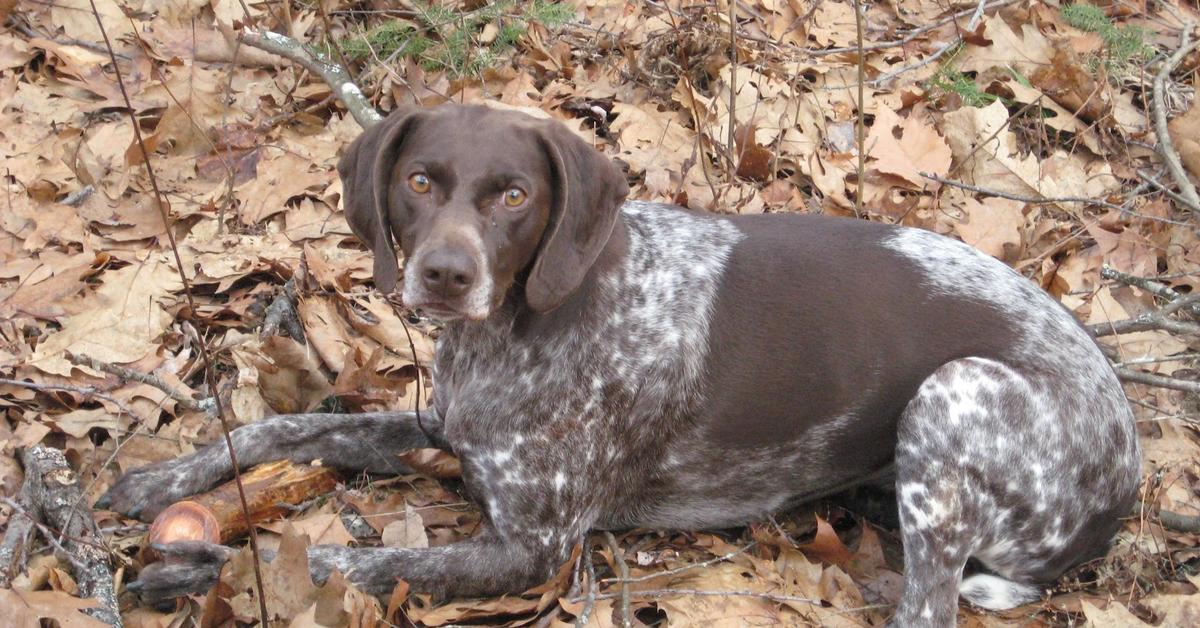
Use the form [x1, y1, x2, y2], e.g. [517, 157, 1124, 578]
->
[1152, 23, 1200, 214]
[237, 28, 383, 129]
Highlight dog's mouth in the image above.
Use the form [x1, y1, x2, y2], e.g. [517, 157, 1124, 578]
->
[403, 298, 491, 323]
[410, 301, 465, 321]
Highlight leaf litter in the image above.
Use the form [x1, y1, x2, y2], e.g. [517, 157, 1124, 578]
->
[1, 0, 1199, 626]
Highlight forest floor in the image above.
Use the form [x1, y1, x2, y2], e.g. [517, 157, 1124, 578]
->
[1, 0, 1199, 626]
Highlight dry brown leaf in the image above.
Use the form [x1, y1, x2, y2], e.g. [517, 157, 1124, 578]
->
[381, 505, 429, 549]
[29, 257, 182, 376]
[799, 516, 854, 567]
[1168, 98, 1200, 182]
[953, 197, 1025, 260]
[867, 104, 953, 187]
[0, 588, 107, 627]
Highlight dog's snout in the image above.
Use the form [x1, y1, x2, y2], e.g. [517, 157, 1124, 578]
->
[420, 248, 478, 299]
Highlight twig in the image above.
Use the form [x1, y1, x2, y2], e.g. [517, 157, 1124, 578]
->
[1087, 292, 1200, 338]
[61, 185, 95, 207]
[1156, 508, 1200, 533]
[573, 587, 822, 606]
[237, 28, 382, 129]
[867, 0, 987, 88]
[2, 448, 121, 625]
[727, 0, 737, 170]
[1151, 22, 1200, 214]
[0, 378, 146, 424]
[811, 0, 1019, 56]
[601, 542, 756, 584]
[575, 544, 597, 628]
[603, 531, 632, 628]
[920, 172, 1194, 226]
[64, 351, 210, 414]
[260, 277, 306, 341]
[853, 0, 865, 218]
[1101, 265, 1200, 316]
[86, 2, 270, 623]
[1114, 368, 1200, 394]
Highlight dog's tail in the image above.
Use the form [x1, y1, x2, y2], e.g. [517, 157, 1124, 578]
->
[958, 573, 1042, 610]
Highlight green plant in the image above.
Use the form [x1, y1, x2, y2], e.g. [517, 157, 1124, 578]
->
[928, 67, 998, 107]
[1060, 3, 1153, 74]
[332, 0, 575, 78]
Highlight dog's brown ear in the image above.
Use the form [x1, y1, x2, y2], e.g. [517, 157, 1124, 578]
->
[527, 121, 628, 312]
[337, 107, 422, 294]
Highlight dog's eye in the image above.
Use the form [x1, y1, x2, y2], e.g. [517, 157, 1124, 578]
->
[503, 188, 526, 208]
[408, 173, 430, 194]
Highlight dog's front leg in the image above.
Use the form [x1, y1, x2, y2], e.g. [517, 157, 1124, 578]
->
[99, 409, 445, 520]
[308, 527, 568, 598]
[129, 527, 569, 606]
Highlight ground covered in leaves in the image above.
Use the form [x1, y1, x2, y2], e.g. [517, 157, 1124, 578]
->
[2, 0, 1199, 626]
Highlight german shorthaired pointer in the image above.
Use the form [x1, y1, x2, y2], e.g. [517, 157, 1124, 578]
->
[100, 103, 1140, 625]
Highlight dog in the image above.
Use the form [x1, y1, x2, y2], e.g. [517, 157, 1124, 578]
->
[99, 103, 1141, 625]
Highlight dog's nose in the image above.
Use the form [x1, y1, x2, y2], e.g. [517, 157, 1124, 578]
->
[420, 249, 477, 299]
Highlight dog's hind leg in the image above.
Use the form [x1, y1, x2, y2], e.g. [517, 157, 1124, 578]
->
[98, 409, 445, 520]
[890, 358, 1053, 626]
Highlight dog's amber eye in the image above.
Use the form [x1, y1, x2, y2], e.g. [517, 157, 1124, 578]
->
[503, 188, 526, 208]
[408, 173, 430, 194]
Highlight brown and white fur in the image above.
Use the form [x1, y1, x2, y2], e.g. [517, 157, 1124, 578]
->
[100, 104, 1140, 626]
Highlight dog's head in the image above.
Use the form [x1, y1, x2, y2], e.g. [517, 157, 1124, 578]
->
[338, 104, 628, 321]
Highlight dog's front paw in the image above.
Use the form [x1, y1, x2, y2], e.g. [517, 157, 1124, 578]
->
[308, 545, 401, 595]
[96, 462, 199, 521]
[127, 541, 235, 609]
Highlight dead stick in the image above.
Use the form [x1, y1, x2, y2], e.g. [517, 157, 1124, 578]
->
[6, 448, 121, 625]
[1152, 22, 1200, 214]
[236, 27, 382, 129]
[603, 531, 631, 628]
[1115, 368, 1200, 394]
[1156, 509, 1200, 534]
[64, 351, 208, 413]
[86, 2, 269, 622]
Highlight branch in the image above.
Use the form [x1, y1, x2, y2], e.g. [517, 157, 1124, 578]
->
[260, 277, 306, 342]
[603, 532, 632, 628]
[236, 27, 383, 129]
[64, 351, 211, 414]
[1100, 266, 1200, 317]
[1, 448, 121, 625]
[1156, 509, 1200, 534]
[1152, 22, 1200, 214]
[920, 173, 1193, 226]
[1114, 368, 1200, 394]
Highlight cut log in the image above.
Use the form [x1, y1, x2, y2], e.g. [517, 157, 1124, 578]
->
[148, 460, 339, 546]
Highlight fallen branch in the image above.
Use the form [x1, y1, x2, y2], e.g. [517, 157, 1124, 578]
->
[1156, 508, 1200, 534]
[1151, 22, 1200, 214]
[236, 27, 382, 129]
[603, 531, 632, 628]
[920, 172, 1193, 226]
[64, 351, 210, 414]
[1115, 368, 1200, 394]
[1088, 293, 1200, 338]
[0, 447, 121, 626]
[573, 587, 822, 606]
[600, 542, 755, 584]
[574, 544, 597, 628]
[1101, 266, 1200, 317]
[260, 277, 306, 342]
[87, 0, 270, 621]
